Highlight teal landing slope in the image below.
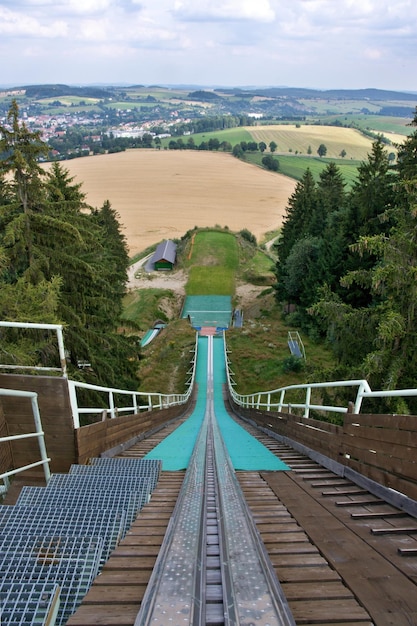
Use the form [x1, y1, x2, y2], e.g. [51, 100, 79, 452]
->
[182, 295, 232, 328]
[144, 336, 289, 471]
[143, 338, 208, 470]
[212, 337, 289, 471]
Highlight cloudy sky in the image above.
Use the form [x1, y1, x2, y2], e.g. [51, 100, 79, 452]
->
[1, 0, 416, 91]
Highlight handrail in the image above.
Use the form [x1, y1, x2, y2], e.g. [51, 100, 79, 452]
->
[0, 388, 51, 497]
[67, 333, 199, 428]
[0, 320, 198, 429]
[223, 333, 417, 417]
[288, 330, 305, 360]
[0, 321, 67, 378]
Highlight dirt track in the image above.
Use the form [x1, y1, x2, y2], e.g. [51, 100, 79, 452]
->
[58, 150, 296, 255]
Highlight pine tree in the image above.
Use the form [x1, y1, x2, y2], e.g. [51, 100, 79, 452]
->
[275, 169, 316, 304]
[276, 168, 317, 262]
[0, 101, 139, 389]
[349, 139, 395, 238]
[311, 162, 346, 238]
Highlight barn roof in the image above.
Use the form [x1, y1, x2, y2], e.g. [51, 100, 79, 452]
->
[152, 239, 177, 264]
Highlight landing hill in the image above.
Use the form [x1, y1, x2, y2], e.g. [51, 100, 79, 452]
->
[126, 228, 334, 396]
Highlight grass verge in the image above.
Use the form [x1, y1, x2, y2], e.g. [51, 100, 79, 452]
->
[184, 230, 239, 295]
[138, 319, 196, 394]
[226, 294, 336, 396]
[121, 288, 181, 331]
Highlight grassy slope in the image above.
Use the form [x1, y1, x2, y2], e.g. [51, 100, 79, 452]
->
[244, 152, 360, 186]
[159, 128, 253, 148]
[128, 228, 336, 396]
[183, 230, 239, 295]
[121, 288, 180, 331]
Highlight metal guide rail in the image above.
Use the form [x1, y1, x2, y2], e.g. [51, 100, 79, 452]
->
[135, 336, 295, 626]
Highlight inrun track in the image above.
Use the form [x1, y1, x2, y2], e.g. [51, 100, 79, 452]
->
[62, 333, 417, 626]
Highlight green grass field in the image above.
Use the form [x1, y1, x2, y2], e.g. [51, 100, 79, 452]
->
[184, 230, 239, 295]
[159, 128, 253, 149]
[121, 288, 178, 331]
[244, 152, 360, 186]
[321, 114, 413, 136]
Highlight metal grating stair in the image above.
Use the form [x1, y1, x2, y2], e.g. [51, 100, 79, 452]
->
[0, 458, 161, 626]
[0, 535, 103, 626]
[0, 582, 60, 626]
[0, 507, 126, 565]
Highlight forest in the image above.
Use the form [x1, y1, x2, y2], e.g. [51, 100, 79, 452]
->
[274, 107, 417, 412]
[0, 100, 140, 391]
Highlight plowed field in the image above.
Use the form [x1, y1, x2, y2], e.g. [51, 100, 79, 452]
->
[56, 150, 296, 255]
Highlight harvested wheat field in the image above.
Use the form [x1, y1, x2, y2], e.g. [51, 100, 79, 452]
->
[250, 125, 378, 159]
[56, 150, 296, 256]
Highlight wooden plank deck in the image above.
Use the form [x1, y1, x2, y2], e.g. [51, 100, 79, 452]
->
[66, 471, 185, 626]
[241, 422, 417, 626]
[61, 414, 417, 625]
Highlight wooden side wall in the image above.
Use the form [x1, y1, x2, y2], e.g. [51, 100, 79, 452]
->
[229, 403, 343, 460]
[343, 413, 417, 501]
[1, 370, 415, 502]
[0, 373, 76, 475]
[229, 398, 417, 502]
[75, 402, 193, 464]
[0, 373, 195, 472]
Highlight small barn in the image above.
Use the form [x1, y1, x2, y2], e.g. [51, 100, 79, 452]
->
[151, 239, 177, 271]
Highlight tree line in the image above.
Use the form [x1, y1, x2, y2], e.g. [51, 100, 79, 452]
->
[47, 114, 255, 158]
[274, 108, 417, 412]
[0, 101, 139, 399]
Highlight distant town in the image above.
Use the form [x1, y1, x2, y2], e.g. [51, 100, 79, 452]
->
[1, 84, 416, 160]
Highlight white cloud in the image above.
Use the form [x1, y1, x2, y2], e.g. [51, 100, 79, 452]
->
[0, 7, 68, 37]
[0, 0, 415, 90]
[364, 47, 383, 60]
[76, 15, 178, 46]
[173, 0, 275, 23]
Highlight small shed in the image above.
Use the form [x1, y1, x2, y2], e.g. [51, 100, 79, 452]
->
[151, 240, 177, 271]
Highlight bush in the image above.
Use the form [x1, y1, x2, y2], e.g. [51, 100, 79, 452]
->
[262, 154, 279, 171]
[239, 228, 257, 245]
[282, 355, 305, 373]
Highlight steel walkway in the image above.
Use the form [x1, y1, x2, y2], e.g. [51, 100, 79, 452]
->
[135, 335, 295, 625]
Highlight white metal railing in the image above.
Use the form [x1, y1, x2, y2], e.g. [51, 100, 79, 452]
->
[0, 320, 199, 429]
[0, 388, 51, 497]
[0, 321, 67, 377]
[224, 334, 417, 417]
[67, 333, 199, 428]
[287, 330, 305, 360]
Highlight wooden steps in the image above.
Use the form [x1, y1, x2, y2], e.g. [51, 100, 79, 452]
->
[66, 471, 184, 626]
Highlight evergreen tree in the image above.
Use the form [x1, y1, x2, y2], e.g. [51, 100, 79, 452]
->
[395, 107, 417, 182]
[275, 169, 317, 304]
[310, 162, 346, 238]
[91, 200, 130, 313]
[349, 139, 395, 238]
[280, 236, 328, 308]
[0, 100, 139, 389]
[338, 139, 396, 307]
[312, 122, 417, 404]
[276, 168, 317, 263]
